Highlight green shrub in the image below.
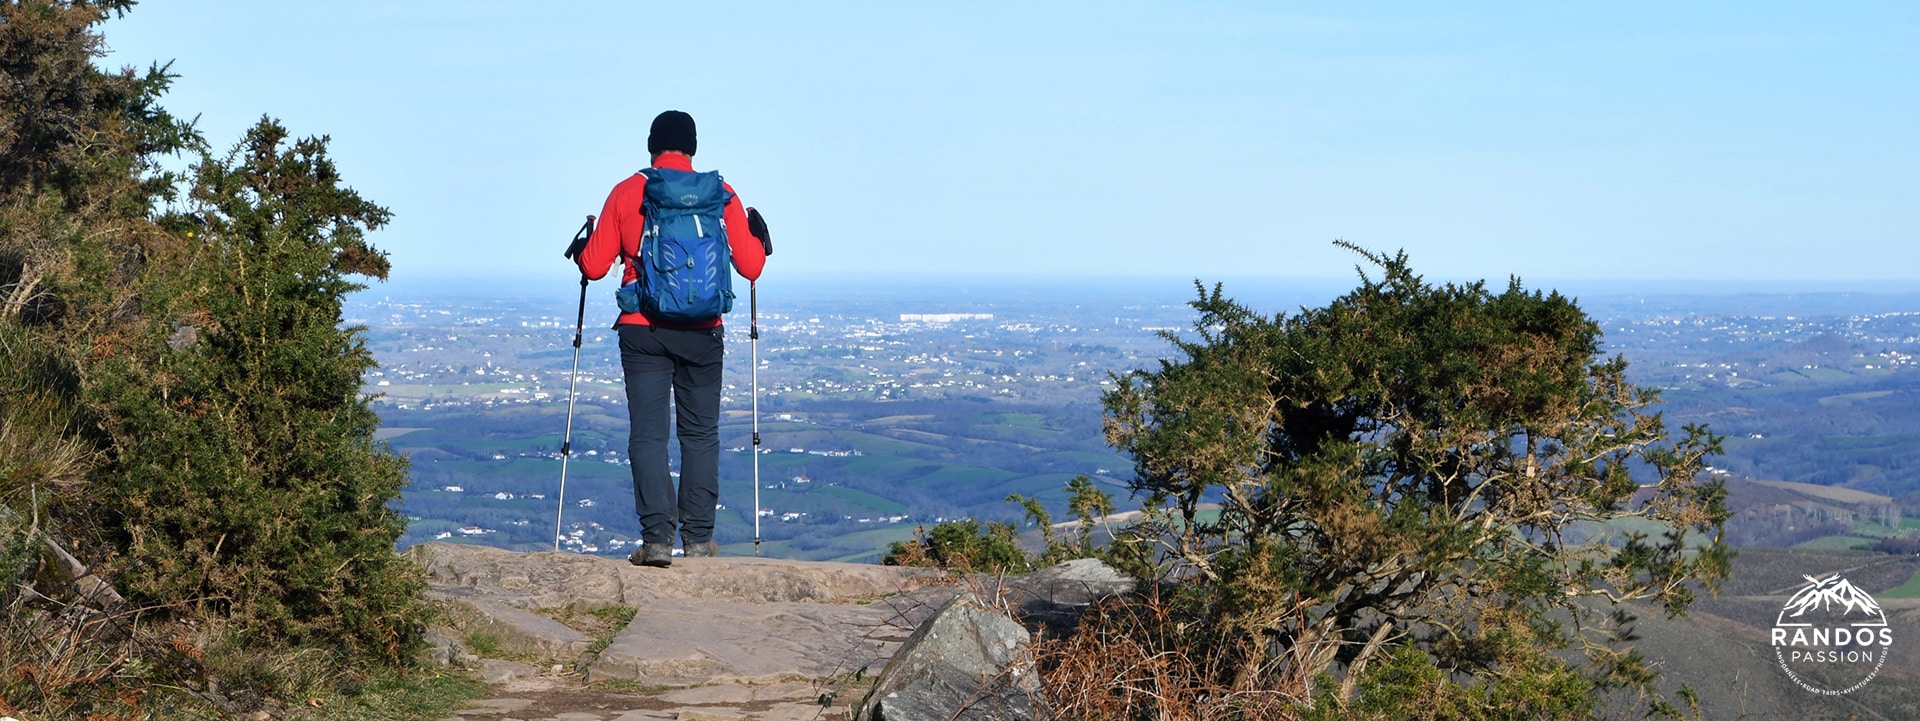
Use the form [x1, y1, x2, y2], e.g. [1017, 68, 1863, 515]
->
[1043, 246, 1729, 719]
[1, 3, 427, 717]
[883, 518, 1030, 573]
[89, 117, 424, 664]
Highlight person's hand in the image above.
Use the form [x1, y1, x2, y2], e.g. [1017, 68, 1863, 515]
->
[747, 207, 772, 256]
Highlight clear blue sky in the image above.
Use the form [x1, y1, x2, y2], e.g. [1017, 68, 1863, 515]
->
[101, 2, 1918, 291]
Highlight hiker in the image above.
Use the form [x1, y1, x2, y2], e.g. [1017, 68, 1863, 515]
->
[572, 110, 768, 567]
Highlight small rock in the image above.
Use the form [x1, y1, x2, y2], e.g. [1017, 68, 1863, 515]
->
[167, 321, 200, 350]
[455, 698, 535, 714]
[610, 711, 674, 721]
[660, 685, 757, 705]
[673, 711, 744, 721]
[473, 659, 541, 685]
[423, 626, 468, 667]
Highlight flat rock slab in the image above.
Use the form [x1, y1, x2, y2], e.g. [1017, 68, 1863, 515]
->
[587, 590, 951, 687]
[419, 541, 953, 693]
[445, 680, 835, 721]
[417, 544, 629, 610]
[452, 697, 536, 715]
[657, 682, 813, 706]
[445, 598, 594, 662]
[473, 659, 543, 685]
[415, 542, 944, 610]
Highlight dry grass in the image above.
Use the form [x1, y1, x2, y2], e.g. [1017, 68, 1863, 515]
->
[0, 578, 216, 719]
[1032, 589, 1305, 721]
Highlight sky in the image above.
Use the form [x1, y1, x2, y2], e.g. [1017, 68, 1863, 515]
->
[99, 2, 1919, 294]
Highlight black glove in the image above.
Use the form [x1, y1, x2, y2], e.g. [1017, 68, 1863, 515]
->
[747, 207, 772, 256]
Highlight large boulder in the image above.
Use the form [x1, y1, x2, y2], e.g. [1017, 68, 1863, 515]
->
[984, 557, 1135, 635]
[859, 592, 1041, 721]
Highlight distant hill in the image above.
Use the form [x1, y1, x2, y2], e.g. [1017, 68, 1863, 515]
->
[1724, 477, 1912, 550]
[1756, 479, 1893, 506]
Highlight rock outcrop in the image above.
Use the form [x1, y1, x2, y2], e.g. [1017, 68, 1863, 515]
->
[414, 542, 1140, 721]
[859, 592, 1040, 721]
[413, 542, 951, 685]
[978, 557, 1136, 635]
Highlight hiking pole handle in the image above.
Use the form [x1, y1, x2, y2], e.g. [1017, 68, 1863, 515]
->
[562, 215, 596, 260]
[749, 281, 759, 340]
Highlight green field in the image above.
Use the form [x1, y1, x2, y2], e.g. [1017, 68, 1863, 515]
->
[905, 465, 1021, 486]
[1884, 567, 1920, 599]
[813, 485, 908, 515]
[1797, 367, 1854, 382]
[823, 525, 921, 563]
[1816, 389, 1896, 406]
[982, 412, 1048, 428]
[836, 430, 950, 456]
[840, 455, 937, 477]
[1581, 516, 1717, 549]
[1791, 534, 1875, 552]
[1852, 520, 1915, 538]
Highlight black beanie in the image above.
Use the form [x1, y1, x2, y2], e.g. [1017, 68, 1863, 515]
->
[647, 110, 697, 157]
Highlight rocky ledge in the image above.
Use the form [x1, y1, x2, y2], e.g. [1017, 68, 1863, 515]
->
[411, 543, 1135, 721]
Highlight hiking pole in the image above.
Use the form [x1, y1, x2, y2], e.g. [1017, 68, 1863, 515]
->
[751, 280, 762, 556]
[747, 208, 772, 557]
[555, 215, 596, 553]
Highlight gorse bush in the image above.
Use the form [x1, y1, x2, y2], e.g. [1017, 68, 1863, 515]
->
[1040, 246, 1729, 720]
[92, 118, 423, 661]
[1, 1, 428, 717]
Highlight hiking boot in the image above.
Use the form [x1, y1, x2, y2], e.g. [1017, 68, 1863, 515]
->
[629, 543, 672, 568]
[683, 539, 720, 558]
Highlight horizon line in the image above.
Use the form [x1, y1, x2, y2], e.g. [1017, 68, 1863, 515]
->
[357, 272, 1920, 296]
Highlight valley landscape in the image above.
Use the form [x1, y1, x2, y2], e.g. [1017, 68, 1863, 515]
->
[356, 277, 1920, 716]
[363, 279, 1920, 560]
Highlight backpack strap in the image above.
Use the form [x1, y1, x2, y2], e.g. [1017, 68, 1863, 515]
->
[626, 168, 659, 272]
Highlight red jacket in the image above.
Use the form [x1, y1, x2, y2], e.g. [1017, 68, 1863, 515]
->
[575, 152, 767, 328]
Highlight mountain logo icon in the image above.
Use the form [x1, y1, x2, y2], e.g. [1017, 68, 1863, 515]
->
[1770, 573, 1894, 695]
[1776, 575, 1888, 627]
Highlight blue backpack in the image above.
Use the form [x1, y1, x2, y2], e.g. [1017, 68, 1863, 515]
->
[615, 167, 736, 322]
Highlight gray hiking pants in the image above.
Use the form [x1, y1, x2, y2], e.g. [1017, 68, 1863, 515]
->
[618, 323, 724, 547]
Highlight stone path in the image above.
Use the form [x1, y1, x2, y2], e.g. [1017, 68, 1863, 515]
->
[440, 673, 852, 721]
[413, 543, 953, 721]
